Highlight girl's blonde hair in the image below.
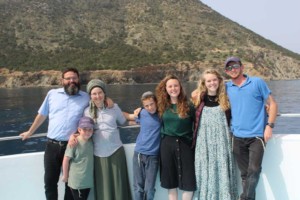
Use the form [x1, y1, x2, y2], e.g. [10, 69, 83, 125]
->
[193, 69, 230, 111]
[155, 75, 189, 118]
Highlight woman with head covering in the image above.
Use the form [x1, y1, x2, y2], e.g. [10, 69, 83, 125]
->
[85, 79, 132, 200]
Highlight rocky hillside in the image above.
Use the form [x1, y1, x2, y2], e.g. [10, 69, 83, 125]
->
[0, 0, 300, 87]
[0, 58, 290, 88]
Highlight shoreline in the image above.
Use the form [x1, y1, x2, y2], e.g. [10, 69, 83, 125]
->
[0, 64, 297, 88]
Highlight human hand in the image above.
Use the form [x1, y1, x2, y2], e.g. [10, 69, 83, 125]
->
[61, 175, 68, 182]
[191, 90, 200, 104]
[264, 126, 272, 143]
[133, 107, 142, 118]
[68, 133, 79, 148]
[19, 131, 32, 141]
[106, 97, 114, 108]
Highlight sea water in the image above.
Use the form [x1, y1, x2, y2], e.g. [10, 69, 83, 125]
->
[0, 80, 299, 155]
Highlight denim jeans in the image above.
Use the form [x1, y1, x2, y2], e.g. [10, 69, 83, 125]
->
[44, 141, 74, 200]
[133, 151, 159, 200]
[233, 136, 265, 200]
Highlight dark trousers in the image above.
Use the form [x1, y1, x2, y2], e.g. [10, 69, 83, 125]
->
[233, 136, 265, 200]
[70, 188, 90, 200]
[44, 141, 74, 200]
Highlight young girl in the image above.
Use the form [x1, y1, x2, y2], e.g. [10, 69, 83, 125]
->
[62, 116, 94, 200]
[156, 75, 196, 200]
[192, 69, 238, 200]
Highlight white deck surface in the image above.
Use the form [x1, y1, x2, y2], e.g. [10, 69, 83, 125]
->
[1, 134, 300, 200]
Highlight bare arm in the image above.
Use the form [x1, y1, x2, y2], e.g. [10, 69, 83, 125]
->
[264, 95, 278, 142]
[123, 112, 135, 121]
[19, 114, 47, 140]
[61, 156, 70, 182]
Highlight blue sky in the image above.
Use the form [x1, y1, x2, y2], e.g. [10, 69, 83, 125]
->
[200, 0, 300, 54]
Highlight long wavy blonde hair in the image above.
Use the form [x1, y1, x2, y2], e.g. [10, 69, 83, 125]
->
[155, 75, 190, 118]
[192, 69, 230, 111]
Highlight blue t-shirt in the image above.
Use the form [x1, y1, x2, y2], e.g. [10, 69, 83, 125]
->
[226, 75, 271, 138]
[135, 109, 161, 156]
[38, 88, 89, 141]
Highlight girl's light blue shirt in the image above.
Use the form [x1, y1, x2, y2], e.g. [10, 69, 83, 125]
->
[84, 103, 126, 157]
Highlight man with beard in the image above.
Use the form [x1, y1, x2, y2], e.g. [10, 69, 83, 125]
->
[20, 68, 90, 200]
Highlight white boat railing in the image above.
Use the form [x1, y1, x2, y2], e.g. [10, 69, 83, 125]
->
[0, 125, 141, 142]
[0, 114, 300, 200]
[0, 113, 298, 142]
[277, 113, 300, 117]
[0, 133, 47, 141]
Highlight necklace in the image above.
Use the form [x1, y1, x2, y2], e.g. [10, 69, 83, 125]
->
[207, 95, 216, 102]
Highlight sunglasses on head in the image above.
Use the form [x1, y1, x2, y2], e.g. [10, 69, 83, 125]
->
[225, 63, 241, 71]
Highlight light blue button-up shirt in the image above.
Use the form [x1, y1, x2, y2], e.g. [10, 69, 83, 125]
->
[38, 88, 89, 141]
[84, 104, 126, 157]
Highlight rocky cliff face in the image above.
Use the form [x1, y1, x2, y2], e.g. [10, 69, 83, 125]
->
[1, 56, 299, 88]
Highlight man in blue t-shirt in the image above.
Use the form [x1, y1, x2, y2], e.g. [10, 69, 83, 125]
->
[224, 57, 278, 200]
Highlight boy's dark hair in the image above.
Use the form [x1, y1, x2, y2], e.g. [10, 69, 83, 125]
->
[141, 91, 157, 102]
[62, 68, 80, 78]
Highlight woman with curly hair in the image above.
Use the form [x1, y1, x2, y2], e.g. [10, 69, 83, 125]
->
[156, 75, 196, 200]
[191, 69, 238, 200]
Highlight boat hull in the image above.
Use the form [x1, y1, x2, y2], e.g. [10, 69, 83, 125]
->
[0, 134, 299, 200]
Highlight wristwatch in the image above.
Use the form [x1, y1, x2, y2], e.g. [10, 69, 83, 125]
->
[266, 122, 275, 128]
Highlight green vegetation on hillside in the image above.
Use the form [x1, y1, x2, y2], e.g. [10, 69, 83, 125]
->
[0, 0, 299, 72]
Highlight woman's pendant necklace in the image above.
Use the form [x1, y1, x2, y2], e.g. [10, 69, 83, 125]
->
[207, 95, 216, 102]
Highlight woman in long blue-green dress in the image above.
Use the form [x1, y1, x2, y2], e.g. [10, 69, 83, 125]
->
[191, 69, 238, 200]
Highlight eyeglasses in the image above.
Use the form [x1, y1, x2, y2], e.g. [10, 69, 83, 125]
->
[225, 63, 241, 71]
[63, 77, 79, 81]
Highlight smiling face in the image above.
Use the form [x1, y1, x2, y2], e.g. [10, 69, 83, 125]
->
[90, 87, 105, 107]
[225, 61, 244, 80]
[204, 73, 219, 95]
[142, 98, 157, 114]
[166, 79, 181, 102]
[78, 127, 93, 140]
[62, 71, 80, 95]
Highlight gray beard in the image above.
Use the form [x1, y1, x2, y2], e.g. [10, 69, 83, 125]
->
[64, 84, 80, 95]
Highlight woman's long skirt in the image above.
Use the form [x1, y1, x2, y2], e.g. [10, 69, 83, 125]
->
[94, 147, 132, 200]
